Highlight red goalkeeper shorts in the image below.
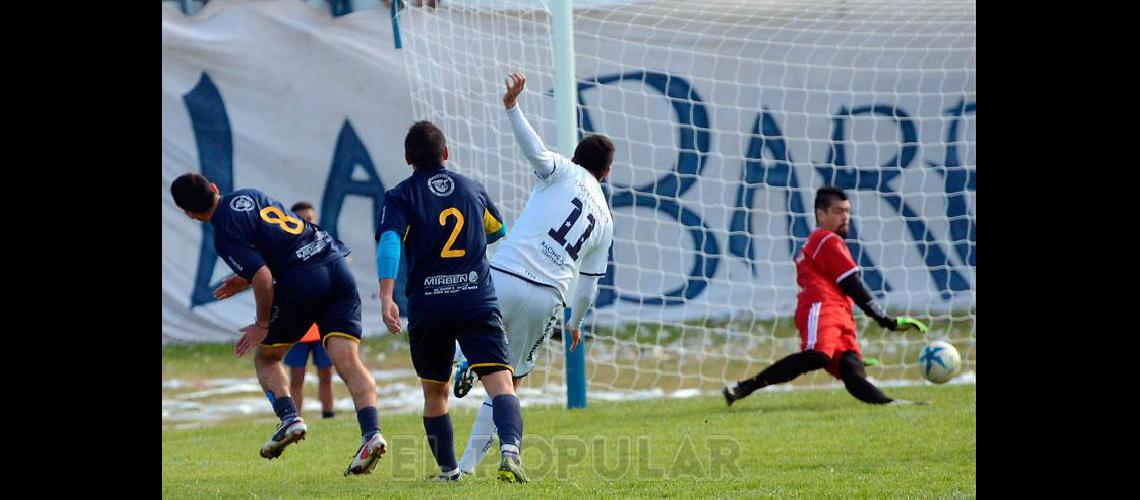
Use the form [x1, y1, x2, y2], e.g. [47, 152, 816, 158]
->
[795, 301, 861, 379]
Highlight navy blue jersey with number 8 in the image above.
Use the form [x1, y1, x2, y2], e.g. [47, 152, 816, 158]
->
[212, 188, 348, 281]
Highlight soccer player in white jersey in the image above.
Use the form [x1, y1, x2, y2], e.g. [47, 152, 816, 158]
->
[455, 73, 615, 475]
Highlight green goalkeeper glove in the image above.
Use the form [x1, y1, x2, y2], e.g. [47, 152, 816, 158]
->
[893, 316, 928, 333]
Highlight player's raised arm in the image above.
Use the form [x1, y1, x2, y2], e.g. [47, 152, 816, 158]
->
[502, 73, 565, 180]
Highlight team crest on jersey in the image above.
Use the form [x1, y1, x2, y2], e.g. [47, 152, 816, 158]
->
[427, 174, 454, 197]
[230, 195, 255, 212]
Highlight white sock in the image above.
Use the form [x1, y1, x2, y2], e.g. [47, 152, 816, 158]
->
[458, 394, 497, 473]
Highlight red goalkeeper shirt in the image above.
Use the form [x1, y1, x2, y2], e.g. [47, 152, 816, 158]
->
[796, 228, 859, 314]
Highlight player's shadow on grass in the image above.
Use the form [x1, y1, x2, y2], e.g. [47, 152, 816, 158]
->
[724, 398, 854, 415]
[628, 398, 849, 421]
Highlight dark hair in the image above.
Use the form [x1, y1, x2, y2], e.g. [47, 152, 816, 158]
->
[814, 186, 848, 212]
[290, 201, 314, 213]
[404, 121, 447, 169]
[573, 134, 615, 180]
[170, 173, 216, 214]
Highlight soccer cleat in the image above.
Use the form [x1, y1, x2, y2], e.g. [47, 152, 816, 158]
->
[722, 384, 743, 407]
[344, 432, 388, 476]
[426, 469, 462, 482]
[453, 358, 475, 398]
[260, 416, 307, 459]
[497, 453, 529, 483]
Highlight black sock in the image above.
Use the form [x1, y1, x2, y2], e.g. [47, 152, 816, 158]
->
[423, 414, 458, 472]
[492, 394, 523, 455]
[272, 396, 298, 422]
[738, 351, 829, 396]
[356, 407, 380, 438]
[839, 351, 892, 404]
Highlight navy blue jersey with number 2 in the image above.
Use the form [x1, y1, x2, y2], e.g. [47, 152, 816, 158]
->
[376, 166, 506, 318]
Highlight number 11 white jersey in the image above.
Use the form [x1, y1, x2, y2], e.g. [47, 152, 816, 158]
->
[490, 141, 613, 300]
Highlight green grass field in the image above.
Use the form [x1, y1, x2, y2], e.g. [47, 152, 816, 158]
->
[162, 383, 975, 497]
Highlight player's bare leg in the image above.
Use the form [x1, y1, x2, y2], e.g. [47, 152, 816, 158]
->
[479, 369, 528, 483]
[288, 366, 307, 416]
[326, 337, 387, 476]
[422, 379, 449, 416]
[254, 345, 292, 402]
[326, 337, 376, 409]
[318, 366, 336, 418]
[723, 351, 829, 406]
[255, 345, 307, 459]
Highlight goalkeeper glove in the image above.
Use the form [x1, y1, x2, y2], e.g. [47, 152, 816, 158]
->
[891, 316, 928, 333]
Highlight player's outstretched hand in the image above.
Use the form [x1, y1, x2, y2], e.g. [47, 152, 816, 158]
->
[893, 316, 928, 333]
[235, 323, 269, 357]
[214, 274, 251, 300]
[382, 299, 403, 334]
[503, 73, 526, 109]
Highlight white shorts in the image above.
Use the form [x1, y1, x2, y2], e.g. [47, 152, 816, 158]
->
[491, 268, 563, 378]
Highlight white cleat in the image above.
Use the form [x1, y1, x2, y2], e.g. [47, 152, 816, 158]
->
[427, 468, 462, 482]
[344, 433, 388, 476]
[260, 416, 307, 459]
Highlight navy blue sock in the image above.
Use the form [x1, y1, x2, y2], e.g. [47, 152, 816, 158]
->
[492, 394, 523, 454]
[356, 407, 380, 438]
[423, 414, 458, 472]
[272, 396, 298, 422]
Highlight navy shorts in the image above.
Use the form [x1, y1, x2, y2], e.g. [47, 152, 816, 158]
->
[283, 341, 333, 368]
[263, 258, 363, 347]
[408, 307, 512, 383]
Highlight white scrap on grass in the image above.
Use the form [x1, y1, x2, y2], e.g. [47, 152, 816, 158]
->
[162, 373, 976, 427]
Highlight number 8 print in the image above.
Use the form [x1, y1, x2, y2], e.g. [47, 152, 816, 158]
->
[260, 206, 305, 235]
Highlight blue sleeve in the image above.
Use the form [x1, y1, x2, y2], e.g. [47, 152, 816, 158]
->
[376, 230, 402, 280]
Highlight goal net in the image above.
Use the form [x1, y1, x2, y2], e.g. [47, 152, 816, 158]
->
[396, 0, 975, 396]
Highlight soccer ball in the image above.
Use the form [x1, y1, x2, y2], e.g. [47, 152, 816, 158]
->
[918, 341, 962, 384]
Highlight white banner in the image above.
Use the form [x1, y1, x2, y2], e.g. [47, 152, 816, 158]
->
[162, 1, 417, 342]
[162, 0, 975, 343]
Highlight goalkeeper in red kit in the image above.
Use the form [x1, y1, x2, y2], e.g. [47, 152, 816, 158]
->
[724, 186, 929, 406]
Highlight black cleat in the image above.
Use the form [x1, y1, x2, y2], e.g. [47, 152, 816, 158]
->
[723, 384, 741, 407]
